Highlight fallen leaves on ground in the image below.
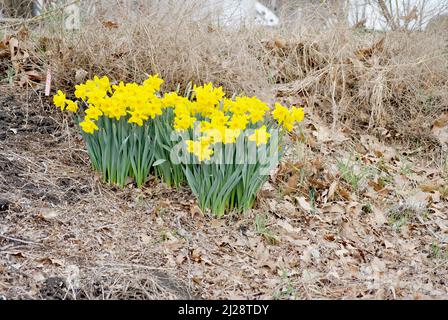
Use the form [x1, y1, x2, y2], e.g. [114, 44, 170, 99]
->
[0, 92, 447, 300]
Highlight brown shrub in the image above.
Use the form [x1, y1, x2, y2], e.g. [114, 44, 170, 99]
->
[271, 28, 448, 144]
[1, 0, 447, 148]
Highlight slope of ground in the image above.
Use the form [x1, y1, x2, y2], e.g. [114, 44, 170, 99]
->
[0, 90, 446, 300]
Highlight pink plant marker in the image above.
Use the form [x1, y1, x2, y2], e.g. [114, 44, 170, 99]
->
[45, 69, 52, 96]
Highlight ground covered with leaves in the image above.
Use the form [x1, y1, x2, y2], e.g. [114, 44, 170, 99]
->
[0, 91, 447, 300]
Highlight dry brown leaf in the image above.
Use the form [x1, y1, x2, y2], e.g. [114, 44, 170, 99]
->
[9, 38, 29, 63]
[210, 219, 226, 228]
[17, 26, 30, 41]
[360, 135, 397, 161]
[9, 37, 19, 58]
[322, 203, 345, 214]
[176, 253, 186, 265]
[410, 191, 430, 204]
[341, 221, 359, 242]
[328, 181, 338, 201]
[338, 186, 355, 201]
[373, 207, 387, 226]
[296, 196, 312, 213]
[284, 174, 299, 195]
[283, 236, 310, 246]
[11, 252, 26, 259]
[354, 143, 368, 155]
[190, 205, 203, 219]
[274, 38, 287, 49]
[355, 37, 385, 61]
[75, 68, 88, 83]
[308, 178, 327, 190]
[277, 220, 300, 235]
[38, 257, 65, 267]
[0, 41, 9, 59]
[190, 248, 203, 262]
[434, 219, 448, 233]
[162, 233, 182, 250]
[430, 191, 441, 203]
[310, 157, 324, 171]
[255, 243, 277, 272]
[273, 200, 297, 216]
[369, 180, 384, 192]
[37, 209, 59, 220]
[432, 113, 448, 128]
[419, 183, 440, 193]
[102, 21, 120, 29]
[314, 125, 347, 144]
[25, 70, 45, 82]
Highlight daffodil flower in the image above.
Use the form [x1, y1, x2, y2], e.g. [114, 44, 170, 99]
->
[85, 106, 103, 121]
[79, 119, 99, 134]
[65, 100, 79, 113]
[249, 125, 271, 146]
[291, 106, 305, 123]
[53, 90, 67, 111]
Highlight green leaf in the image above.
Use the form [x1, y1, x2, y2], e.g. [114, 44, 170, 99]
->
[153, 159, 167, 167]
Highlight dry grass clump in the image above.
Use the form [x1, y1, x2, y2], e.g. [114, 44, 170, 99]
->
[1, 0, 447, 147]
[0, 0, 34, 18]
[35, 1, 273, 97]
[270, 27, 448, 145]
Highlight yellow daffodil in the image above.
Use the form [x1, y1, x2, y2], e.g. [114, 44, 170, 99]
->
[128, 109, 148, 126]
[199, 135, 214, 146]
[65, 100, 79, 113]
[272, 103, 300, 132]
[223, 129, 241, 144]
[174, 115, 197, 131]
[193, 83, 225, 117]
[74, 84, 88, 100]
[291, 106, 305, 123]
[53, 90, 67, 111]
[272, 103, 289, 124]
[249, 125, 271, 146]
[80, 119, 99, 134]
[53, 74, 308, 215]
[162, 92, 182, 108]
[248, 107, 267, 124]
[232, 97, 250, 115]
[202, 128, 224, 144]
[186, 140, 214, 162]
[222, 98, 236, 113]
[228, 114, 249, 131]
[282, 117, 295, 132]
[143, 74, 164, 93]
[210, 110, 229, 127]
[85, 106, 103, 121]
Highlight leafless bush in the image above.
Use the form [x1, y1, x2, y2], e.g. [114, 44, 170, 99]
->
[1, 0, 447, 148]
[0, 0, 35, 18]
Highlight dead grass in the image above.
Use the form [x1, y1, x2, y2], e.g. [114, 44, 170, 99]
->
[34, 1, 274, 96]
[272, 28, 448, 145]
[0, 88, 197, 300]
[1, 91, 447, 300]
[1, 0, 447, 151]
[1, 2, 448, 299]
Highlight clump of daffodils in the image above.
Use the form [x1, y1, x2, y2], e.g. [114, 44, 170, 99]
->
[54, 75, 304, 216]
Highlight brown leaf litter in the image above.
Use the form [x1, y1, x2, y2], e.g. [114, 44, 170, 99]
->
[0, 90, 447, 300]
